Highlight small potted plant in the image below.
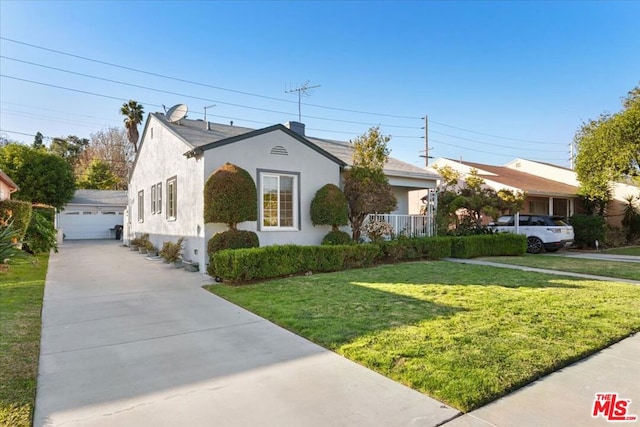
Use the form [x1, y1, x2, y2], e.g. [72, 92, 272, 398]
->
[145, 240, 159, 257]
[159, 237, 184, 268]
[130, 233, 149, 251]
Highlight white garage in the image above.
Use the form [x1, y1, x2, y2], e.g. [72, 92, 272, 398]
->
[58, 190, 127, 240]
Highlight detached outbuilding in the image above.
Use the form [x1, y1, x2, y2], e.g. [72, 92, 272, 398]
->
[58, 190, 127, 240]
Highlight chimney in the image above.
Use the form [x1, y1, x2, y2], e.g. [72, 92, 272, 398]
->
[285, 121, 305, 136]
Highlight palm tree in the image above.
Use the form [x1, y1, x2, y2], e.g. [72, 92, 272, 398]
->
[120, 100, 144, 153]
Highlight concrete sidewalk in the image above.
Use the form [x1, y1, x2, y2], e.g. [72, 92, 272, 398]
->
[34, 241, 458, 427]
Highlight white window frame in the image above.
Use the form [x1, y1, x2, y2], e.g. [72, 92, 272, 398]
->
[166, 176, 177, 221]
[151, 184, 157, 214]
[157, 182, 162, 214]
[258, 170, 299, 231]
[137, 190, 144, 223]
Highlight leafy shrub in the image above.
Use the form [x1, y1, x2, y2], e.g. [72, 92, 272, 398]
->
[310, 184, 349, 230]
[130, 233, 149, 248]
[376, 236, 452, 261]
[0, 200, 32, 240]
[361, 220, 394, 242]
[321, 230, 352, 245]
[569, 214, 606, 248]
[0, 222, 27, 266]
[208, 244, 382, 282]
[450, 234, 526, 258]
[208, 229, 259, 254]
[160, 237, 184, 262]
[204, 163, 257, 228]
[24, 210, 58, 254]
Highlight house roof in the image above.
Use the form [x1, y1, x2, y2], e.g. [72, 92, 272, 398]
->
[68, 190, 128, 206]
[151, 113, 438, 180]
[451, 159, 579, 197]
[0, 169, 19, 191]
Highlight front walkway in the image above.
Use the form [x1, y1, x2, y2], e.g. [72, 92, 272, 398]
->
[34, 241, 458, 426]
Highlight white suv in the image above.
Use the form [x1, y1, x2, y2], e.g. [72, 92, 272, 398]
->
[488, 215, 574, 254]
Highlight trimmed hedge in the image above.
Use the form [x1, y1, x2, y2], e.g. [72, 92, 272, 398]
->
[204, 163, 257, 227]
[208, 233, 526, 283]
[321, 230, 352, 245]
[208, 229, 259, 254]
[450, 234, 526, 258]
[0, 199, 33, 240]
[208, 244, 381, 282]
[376, 236, 452, 262]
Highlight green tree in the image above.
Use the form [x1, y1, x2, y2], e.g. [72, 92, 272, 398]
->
[434, 166, 525, 235]
[0, 143, 76, 209]
[50, 135, 89, 168]
[33, 131, 45, 149]
[575, 85, 640, 212]
[77, 159, 118, 190]
[343, 127, 397, 241]
[120, 100, 145, 154]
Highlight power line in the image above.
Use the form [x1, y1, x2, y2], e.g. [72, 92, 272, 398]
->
[0, 36, 420, 120]
[0, 36, 569, 145]
[430, 129, 567, 152]
[429, 119, 563, 145]
[0, 62, 419, 129]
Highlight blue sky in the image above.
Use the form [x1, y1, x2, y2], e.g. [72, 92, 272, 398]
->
[1, 1, 638, 168]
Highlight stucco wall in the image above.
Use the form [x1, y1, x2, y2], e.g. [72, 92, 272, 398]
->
[128, 115, 206, 269]
[203, 129, 341, 250]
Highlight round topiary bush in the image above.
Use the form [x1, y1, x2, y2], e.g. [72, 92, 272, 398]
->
[321, 230, 352, 245]
[310, 183, 348, 231]
[208, 230, 259, 254]
[204, 163, 257, 229]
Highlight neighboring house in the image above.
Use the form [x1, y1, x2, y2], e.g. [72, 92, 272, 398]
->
[0, 169, 19, 200]
[58, 190, 127, 240]
[428, 158, 640, 227]
[126, 111, 439, 272]
[427, 158, 580, 221]
[500, 158, 639, 228]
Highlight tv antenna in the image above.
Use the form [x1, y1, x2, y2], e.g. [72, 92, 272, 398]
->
[204, 104, 216, 129]
[285, 80, 321, 122]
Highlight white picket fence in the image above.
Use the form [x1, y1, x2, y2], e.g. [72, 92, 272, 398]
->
[363, 213, 435, 239]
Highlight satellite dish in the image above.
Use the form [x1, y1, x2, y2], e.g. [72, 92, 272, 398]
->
[166, 104, 188, 123]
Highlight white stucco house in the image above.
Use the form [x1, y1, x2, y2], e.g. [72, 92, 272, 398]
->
[126, 111, 439, 273]
[58, 190, 127, 240]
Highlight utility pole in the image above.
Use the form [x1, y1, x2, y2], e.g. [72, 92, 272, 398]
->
[285, 80, 321, 122]
[420, 115, 432, 167]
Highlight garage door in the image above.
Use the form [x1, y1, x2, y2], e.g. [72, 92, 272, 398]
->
[58, 211, 124, 240]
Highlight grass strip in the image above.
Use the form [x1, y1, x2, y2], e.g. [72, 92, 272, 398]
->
[481, 254, 640, 281]
[206, 261, 640, 412]
[0, 254, 49, 427]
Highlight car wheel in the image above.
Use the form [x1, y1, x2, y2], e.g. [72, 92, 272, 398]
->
[527, 236, 543, 254]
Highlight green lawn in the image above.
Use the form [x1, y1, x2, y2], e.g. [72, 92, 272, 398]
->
[480, 255, 640, 281]
[602, 246, 640, 256]
[0, 254, 49, 427]
[206, 261, 640, 412]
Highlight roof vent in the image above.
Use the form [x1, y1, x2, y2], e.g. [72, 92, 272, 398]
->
[285, 121, 305, 136]
[270, 146, 288, 156]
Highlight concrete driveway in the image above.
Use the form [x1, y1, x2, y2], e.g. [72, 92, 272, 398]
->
[34, 241, 458, 426]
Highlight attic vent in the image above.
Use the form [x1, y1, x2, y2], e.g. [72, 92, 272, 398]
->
[515, 162, 521, 168]
[270, 146, 288, 156]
